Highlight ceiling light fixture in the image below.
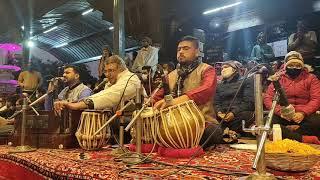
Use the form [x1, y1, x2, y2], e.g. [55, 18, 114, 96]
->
[82, 8, 94, 16]
[26, 40, 35, 48]
[54, 42, 68, 48]
[109, 26, 114, 30]
[203, 1, 242, 15]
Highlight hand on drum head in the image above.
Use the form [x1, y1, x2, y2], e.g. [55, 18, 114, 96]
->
[153, 95, 190, 110]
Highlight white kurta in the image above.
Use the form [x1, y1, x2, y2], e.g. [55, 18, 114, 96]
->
[131, 46, 159, 75]
[88, 69, 141, 110]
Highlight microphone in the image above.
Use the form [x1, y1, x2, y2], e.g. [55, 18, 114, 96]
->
[93, 78, 108, 92]
[257, 65, 269, 75]
[155, 67, 170, 96]
[265, 65, 289, 106]
[135, 85, 143, 110]
[176, 63, 182, 76]
[58, 65, 66, 69]
[47, 77, 65, 82]
[176, 63, 182, 97]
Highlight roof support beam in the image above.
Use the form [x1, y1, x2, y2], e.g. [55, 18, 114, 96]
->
[113, 0, 125, 58]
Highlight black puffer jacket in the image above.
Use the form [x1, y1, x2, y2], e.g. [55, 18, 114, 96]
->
[215, 74, 255, 115]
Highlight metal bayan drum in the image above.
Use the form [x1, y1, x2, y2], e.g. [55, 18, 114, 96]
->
[154, 100, 205, 149]
[75, 110, 111, 150]
[130, 107, 158, 144]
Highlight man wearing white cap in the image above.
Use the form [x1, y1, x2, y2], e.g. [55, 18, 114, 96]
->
[264, 51, 320, 144]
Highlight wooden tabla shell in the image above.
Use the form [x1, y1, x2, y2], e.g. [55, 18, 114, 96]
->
[75, 111, 111, 150]
[130, 107, 158, 144]
[155, 100, 205, 149]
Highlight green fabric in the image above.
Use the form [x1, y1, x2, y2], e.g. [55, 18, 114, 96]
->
[0, 125, 14, 136]
[250, 44, 275, 63]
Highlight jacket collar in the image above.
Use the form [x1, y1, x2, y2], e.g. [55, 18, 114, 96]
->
[117, 68, 129, 81]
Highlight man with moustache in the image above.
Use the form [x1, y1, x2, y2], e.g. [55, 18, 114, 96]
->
[131, 36, 159, 75]
[52, 65, 92, 111]
[153, 36, 223, 150]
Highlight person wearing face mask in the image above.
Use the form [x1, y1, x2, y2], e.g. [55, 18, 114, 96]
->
[131, 37, 159, 76]
[141, 66, 153, 96]
[215, 61, 255, 136]
[264, 51, 320, 144]
[250, 32, 275, 63]
[153, 36, 223, 150]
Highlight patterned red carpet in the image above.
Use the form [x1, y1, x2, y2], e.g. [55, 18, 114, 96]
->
[0, 145, 319, 179]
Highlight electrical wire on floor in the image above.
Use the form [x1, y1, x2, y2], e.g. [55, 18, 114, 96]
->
[114, 64, 269, 178]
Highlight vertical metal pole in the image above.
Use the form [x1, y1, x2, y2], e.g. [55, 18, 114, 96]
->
[119, 100, 125, 147]
[113, 0, 125, 58]
[20, 98, 28, 146]
[135, 86, 143, 154]
[136, 117, 142, 154]
[254, 74, 266, 175]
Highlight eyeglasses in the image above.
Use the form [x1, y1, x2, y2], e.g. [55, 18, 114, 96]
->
[105, 69, 117, 73]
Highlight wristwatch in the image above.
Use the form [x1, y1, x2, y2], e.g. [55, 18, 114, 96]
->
[83, 99, 94, 109]
[164, 95, 173, 104]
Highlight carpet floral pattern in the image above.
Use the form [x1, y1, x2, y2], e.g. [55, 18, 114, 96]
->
[0, 145, 319, 179]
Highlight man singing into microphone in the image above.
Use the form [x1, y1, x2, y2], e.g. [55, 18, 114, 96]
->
[264, 51, 320, 144]
[153, 36, 223, 150]
[51, 65, 92, 110]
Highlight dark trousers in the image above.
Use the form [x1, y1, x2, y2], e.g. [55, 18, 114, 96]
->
[221, 111, 255, 135]
[110, 117, 132, 144]
[200, 123, 223, 149]
[271, 113, 320, 142]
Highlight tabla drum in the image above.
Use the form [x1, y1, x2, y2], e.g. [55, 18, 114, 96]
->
[75, 110, 111, 150]
[130, 107, 158, 144]
[154, 100, 205, 149]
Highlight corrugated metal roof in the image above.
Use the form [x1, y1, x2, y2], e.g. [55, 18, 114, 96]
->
[0, 0, 138, 63]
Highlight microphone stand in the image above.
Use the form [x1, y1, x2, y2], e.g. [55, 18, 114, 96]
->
[93, 100, 135, 136]
[8, 89, 54, 120]
[9, 87, 57, 153]
[9, 97, 38, 153]
[125, 83, 162, 132]
[242, 73, 276, 180]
